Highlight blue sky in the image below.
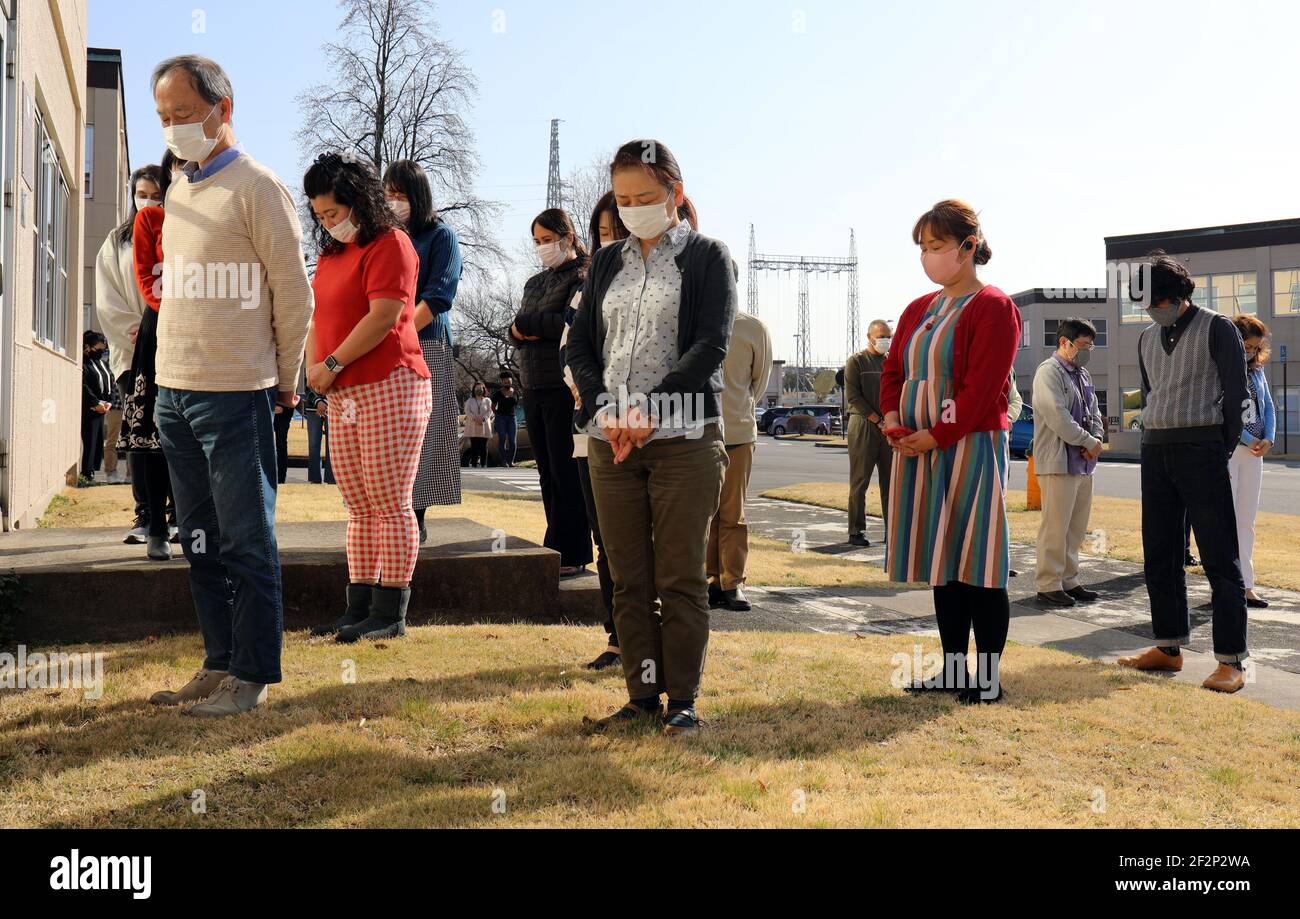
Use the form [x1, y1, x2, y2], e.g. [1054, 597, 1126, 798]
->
[91, 0, 1299, 365]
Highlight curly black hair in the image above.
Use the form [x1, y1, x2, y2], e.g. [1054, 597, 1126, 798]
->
[303, 152, 399, 257]
[1130, 250, 1196, 306]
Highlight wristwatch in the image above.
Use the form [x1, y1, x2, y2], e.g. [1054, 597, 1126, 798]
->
[324, 354, 345, 373]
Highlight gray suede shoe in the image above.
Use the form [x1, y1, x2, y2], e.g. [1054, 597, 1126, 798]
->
[149, 668, 228, 706]
[185, 676, 268, 718]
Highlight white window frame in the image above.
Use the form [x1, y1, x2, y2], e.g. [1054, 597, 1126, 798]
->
[32, 109, 70, 353]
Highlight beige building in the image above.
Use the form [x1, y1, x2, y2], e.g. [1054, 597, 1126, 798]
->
[83, 47, 129, 336]
[0, 0, 88, 531]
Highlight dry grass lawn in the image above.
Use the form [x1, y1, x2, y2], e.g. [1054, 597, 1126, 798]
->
[2, 626, 1297, 828]
[37, 484, 897, 591]
[763, 482, 1300, 593]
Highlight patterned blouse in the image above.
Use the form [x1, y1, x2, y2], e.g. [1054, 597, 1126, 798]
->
[591, 220, 709, 443]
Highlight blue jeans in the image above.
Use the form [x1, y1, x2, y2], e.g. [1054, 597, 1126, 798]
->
[306, 411, 334, 484]
[495, 414, 518, 466]
[156, 386, 284, 684]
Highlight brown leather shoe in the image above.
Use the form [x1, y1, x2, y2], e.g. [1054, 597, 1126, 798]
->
[1202, 664, 1245, 694]
[1117, 647, 1183, 672]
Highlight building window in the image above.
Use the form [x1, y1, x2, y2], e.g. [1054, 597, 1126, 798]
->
[1274, 269, 1300, 315]
[32, 111, 70, 353]
[1044, 317, 1107, 348]
[1096, 390, 1108, 419]
[1019, 319, 1029, 349]
[84, 123, 93, 198]
[1120, 298, 1145, 324]
[1190, 272, 1256, 316]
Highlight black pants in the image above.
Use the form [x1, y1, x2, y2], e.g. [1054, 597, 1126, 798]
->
[274, 406, 294, 484]
[129, 451, 173, 538]
[523, 386, 592, 567]
[80, 411, 105, 477]
[577, 455, 617, 645]
[932, 581, 1009, 688]
[467, 437, 489, 468]
[1141, 441, 1248, 661]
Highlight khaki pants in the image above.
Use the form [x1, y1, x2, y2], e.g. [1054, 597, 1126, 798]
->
[103, 409, 123, 475]
[847, 413, 891, 536]
[707, 442, 755, 590]
[1035, 473, 1094, 593]
[587, 424, 727, 702]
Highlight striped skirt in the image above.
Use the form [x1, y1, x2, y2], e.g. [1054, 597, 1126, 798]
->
[886, 424, 1011, 590]
[412, 337, 462, 508]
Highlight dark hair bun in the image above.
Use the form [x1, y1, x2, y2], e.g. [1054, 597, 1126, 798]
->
[975, 239, 992, 266]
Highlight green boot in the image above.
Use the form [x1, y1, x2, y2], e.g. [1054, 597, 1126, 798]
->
[310, 583, 373, 637]
[336, 586, 410, 643]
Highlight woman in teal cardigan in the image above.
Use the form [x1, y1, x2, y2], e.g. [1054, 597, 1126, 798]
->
[1230, 315, 1276, 609]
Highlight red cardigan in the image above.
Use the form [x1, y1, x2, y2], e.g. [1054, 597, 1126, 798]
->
[880, 285, 1022, 450]
[132, 206, 165, 312]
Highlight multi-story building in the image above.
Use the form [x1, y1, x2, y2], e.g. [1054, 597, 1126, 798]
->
[83, 47, 129, 335]
[0, 0, 88, 531]
[1107, 218, 1300, 455]
[1010, 289, 1114, 427]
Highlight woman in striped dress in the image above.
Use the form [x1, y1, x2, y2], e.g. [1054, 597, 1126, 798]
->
[881, 200, 1022, 704]
[382, 160, 463, 543]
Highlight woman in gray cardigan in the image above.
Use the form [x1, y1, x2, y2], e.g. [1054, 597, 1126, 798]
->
[566, 139, 735, 738]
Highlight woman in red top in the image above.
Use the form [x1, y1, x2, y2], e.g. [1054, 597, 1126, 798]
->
[881, 200, 1021, 704]
[121, 149, 180, 562]
[303, 153, 431, 644]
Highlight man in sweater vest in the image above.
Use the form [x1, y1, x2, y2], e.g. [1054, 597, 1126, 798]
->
[707, 310, 772, 612]
[844, 320, 894, 547]
[146, 56, 314, 717]
[1119, 254, 1250, 693]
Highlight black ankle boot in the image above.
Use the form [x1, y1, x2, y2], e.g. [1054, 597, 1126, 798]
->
[311, 583, 373, 637]
[336, 586, 410, 643]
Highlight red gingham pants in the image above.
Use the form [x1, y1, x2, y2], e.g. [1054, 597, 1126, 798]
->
[328, 366, 433, 584]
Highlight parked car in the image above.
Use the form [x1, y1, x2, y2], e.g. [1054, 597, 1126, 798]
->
[1010, 404, 1033, 458]
[771, 405, 842, 437]
[758, 406, 792, 434]
[458, 404, 533, 467]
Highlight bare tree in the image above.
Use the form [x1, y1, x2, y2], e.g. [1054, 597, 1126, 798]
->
[451, 277, 521, 393]
[563, 151, 614, 247]
[296, 0, 504, 279]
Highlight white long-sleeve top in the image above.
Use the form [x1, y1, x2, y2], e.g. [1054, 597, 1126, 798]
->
[95, 232, 147, 380]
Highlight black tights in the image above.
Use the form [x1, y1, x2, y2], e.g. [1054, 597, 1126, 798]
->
[130, 452, 173, 539]
[933, 581, 1009, 686]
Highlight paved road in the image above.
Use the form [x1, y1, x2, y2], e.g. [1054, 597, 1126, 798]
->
[455, 437, 1300, 515]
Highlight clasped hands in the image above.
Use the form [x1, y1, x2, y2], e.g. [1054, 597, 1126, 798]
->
[601, 404, 656, 464]
[883, 412, 938, 457]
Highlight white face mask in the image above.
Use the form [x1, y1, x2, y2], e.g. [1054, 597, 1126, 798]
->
[618, 191, 676, 240]
[537, 240, 570, 269]
[163, 103, 221, 163]
[874, 337, 892, 356]
[388, 199, 411, 223]
[327, 209, 359, 245]
[135, 196, 161, 212]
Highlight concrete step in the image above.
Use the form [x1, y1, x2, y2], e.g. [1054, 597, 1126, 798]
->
[0, 520, 605, 644]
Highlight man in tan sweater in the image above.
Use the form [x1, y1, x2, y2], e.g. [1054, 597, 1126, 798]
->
[145, 56, 313, 718]
[707, 310, 772, 612]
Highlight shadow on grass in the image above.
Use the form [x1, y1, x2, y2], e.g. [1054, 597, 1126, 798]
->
[8, 650, 1136, 827]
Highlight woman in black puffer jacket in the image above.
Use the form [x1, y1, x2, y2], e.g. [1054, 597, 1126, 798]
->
[510, 208, 592, 577]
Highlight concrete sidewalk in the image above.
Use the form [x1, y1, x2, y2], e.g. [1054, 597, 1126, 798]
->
[717, 497, 1300, 710]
